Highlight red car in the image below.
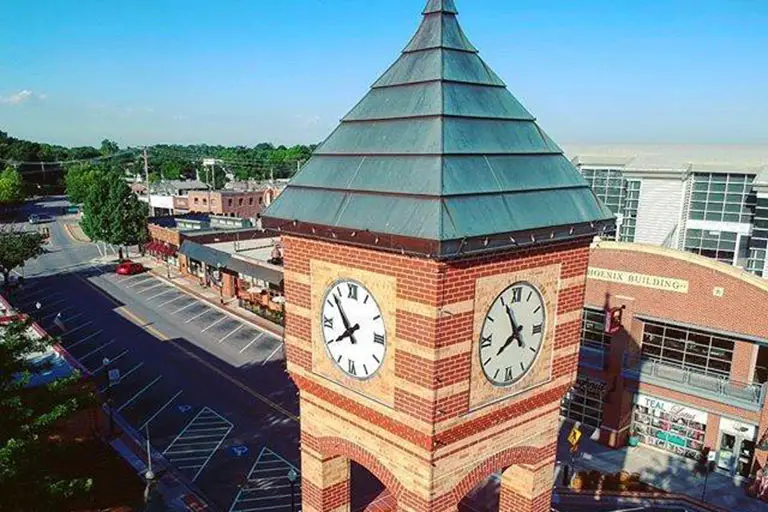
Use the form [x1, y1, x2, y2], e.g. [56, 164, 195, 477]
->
[116, 261, 146, 276]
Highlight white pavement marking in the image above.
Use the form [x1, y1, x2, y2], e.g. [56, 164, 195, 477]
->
[117, 273, 146, 283]
[66, 330, 105, 351]
[127, 278, 154, 289]
[261, 341, 283, 365]
[163, 406, 233, 482]
[58, 311, 85, 324]
[240, 333, 265, 354]
[98, 362, 143, 392]
[90, 349, 129, 373]
[146, 288, 175, 301]
[63, 320, 94, 336]
[158, 294, 186, 307]
[229, 447, 300, 512]
[184, 308, 212, 324]
[171, 300, 199, 315]
[116, 375, 162, 412]
[137, 282, 165, 294]
[77, 338, 114, 360]
[218, 324, 243, 344]
[36, 297, 68, 311]
[40, 305, 75, 321]
[139, 389, 183, 431]
[200, 315, 227, 333]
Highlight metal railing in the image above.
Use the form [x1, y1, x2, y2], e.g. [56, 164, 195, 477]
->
[622, 353, 766, 411]
[579, 344, 608, 370]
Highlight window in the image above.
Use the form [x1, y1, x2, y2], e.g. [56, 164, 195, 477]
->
[632, 403, 705, 460]
[194, 197, 199, 204]
[249, 197, 253, 205]
[203, 198, 207, 205]
[687, 173, 756, 224]
[579, 168, 640, 242]
[684, 229, 738, 265]
[228, 199, 233, 206]
[259, 197, 264, 206]
[581, 308, 612, 351]
[239, 198, 244, 206]
[620, 180, 641, 242]
[640, 320, 737, 377]
[560, 378, 605, 428]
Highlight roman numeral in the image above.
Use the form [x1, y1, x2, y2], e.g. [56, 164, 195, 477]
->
[323, 316, 334, 329]
[348, 283, 358, 300]
[373, 333, 385, 345]
[532, 324, 543, 335]
[504, 367, 514, 382]
[348, 360, 357, 376]
[510, 287, 522, 303]
[481, 335, 493, 349]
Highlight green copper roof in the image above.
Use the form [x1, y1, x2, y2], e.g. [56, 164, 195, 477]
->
[262, 0, 614, 259]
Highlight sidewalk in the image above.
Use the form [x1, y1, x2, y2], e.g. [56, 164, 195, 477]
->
[137, 256, 285, 338]
[557, 426, 768, 511]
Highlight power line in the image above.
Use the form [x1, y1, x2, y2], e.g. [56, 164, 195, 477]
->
[0, 149, 140, 168]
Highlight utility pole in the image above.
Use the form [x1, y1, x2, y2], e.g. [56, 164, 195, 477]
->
[143, 147, 154, 217]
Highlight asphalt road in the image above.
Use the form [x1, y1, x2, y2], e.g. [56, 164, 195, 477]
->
[3, 197, 302, 511]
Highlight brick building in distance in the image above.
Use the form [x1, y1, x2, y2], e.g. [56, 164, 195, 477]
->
[186, 189, 278, 219]
[262, 1, 613, 510]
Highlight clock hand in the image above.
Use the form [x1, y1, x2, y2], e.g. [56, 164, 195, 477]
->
[505, 304, 519, 332]
[496, 324, 524, 356]
[333, 294, 359, 345]
[334, 323, 360, 343]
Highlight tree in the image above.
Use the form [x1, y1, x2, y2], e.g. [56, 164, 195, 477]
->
[81, 170, 148, 250]
[0, 319, 93, 511]
[0, 167, 25, 204]
[99, 139, 119, 157]
[0, 231, 45, 284]
[63, 163, 98, 205]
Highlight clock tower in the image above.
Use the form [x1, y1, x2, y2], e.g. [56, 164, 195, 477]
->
[262, 1, 614, 511]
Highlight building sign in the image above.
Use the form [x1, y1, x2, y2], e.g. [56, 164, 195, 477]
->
[635, 394, 708, 424]
[588, 267, 689, 294]
[720, 418, 757, 439]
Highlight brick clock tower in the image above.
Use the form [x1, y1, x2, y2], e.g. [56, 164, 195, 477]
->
[263, 1, 613, 511]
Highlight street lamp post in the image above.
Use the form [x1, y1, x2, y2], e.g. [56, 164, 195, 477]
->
[287, 468, 298, 512]
[216, 263, 224, 305]
[103, 357, 120, 438]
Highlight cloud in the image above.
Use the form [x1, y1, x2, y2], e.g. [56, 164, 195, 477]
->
[0, 90, 47, 105]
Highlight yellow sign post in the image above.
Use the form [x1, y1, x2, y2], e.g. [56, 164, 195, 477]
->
[567, 424, 582, 449]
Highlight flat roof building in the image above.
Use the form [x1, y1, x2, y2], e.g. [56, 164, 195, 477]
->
[564, 145, 768, 278]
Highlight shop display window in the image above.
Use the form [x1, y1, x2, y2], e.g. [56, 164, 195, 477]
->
[633, 404, 705, 460]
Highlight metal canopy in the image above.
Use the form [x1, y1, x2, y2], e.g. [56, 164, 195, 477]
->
[262, 0, 614, 259]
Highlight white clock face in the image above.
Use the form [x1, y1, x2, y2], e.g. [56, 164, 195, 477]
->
[479, 282, 546, 386]
[321, 280, 386, 380]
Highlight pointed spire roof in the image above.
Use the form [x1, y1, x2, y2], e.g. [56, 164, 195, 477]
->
[262, 1, 614, 259]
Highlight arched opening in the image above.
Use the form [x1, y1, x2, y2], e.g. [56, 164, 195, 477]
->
[351, 461, 390, 511]
[459, 472, 501, 511]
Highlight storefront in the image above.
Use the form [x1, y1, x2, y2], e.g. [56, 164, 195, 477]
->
[717, 417, 757, 478]
[561, 376, 606, 429]
[632, 394, 707, 461]
[146, 241, 178, 267]
[227, 257, 285, 326]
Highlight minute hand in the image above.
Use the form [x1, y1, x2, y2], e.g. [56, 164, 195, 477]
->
[333, 294, 358, 345]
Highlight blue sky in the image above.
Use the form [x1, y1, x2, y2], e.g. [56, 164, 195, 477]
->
[0, 0, 766, 148]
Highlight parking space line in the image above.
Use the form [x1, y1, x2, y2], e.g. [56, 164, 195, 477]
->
[218, 325, 243, 344]
[63, 321, 94, 336]
[116, 273, 146, 283]
[137, 282, 165, 294]
[200, 315, 227, 333]
[139, 390, 183, 430]
[184, 308, 212, 324]
[146, 288, 175, 301]
[157, 294, 186, 307]
[66, 330, 106, 351]
[77, 338, 114, 360]
[35, 297, 68, 311]
[240, 334, 264, 354]
[126, 277, 154, 288]
[40, 306, 76, 321]
[162, 406, 233, 482]
[171, 300, 198, 315]
[229, 447, 300, 512]
[19, 290, 61, 305]
[90, 349, 129, 373]
[261, 341, 283, 365]
[116, 375, 162, 412]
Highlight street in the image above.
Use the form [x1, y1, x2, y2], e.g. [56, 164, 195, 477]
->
[3, 197, 301, 511]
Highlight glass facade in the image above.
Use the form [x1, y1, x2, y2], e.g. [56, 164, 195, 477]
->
[579, 168, 639, 242]
[560, 377, 605, 428]
[683, 229, 739, 265]
[641, 320, 736, 377]
[688, 173, 756, 223]
[581, 308, 612, 350]
[747, 197, 768, 277]
[632, 403, 705, 460]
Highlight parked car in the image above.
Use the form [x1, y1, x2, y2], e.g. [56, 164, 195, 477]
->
[28, 214, 41, 224]
[116, 261, 146, 276]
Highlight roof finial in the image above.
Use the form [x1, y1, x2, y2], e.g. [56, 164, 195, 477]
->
[423, 0, 458, 15]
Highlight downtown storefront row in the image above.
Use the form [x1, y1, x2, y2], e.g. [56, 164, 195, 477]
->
[562, 242, 768, 481]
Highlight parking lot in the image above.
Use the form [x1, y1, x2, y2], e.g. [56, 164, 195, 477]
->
[7, 262, 300, 510]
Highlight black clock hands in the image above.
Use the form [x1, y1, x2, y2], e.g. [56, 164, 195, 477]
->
[333, 294, 359, 345]
[497, 305, 525, 356]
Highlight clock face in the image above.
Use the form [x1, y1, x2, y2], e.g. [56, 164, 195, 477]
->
[321, 280, 386, 380]
[479, 281, 546, 386]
